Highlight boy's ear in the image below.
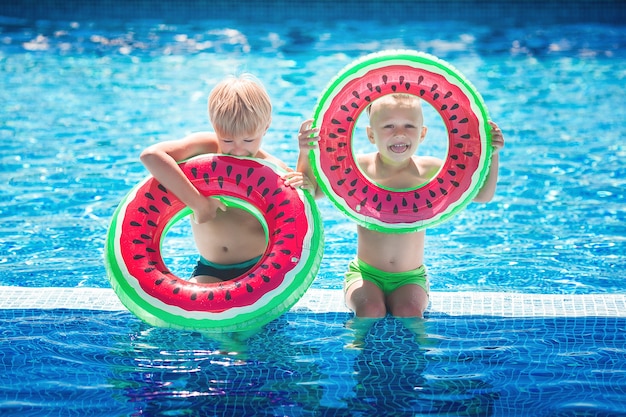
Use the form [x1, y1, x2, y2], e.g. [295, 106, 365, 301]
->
[419, 126, 428, 143]
[366, 126, 375, 144]
[264, 120, 271, 134]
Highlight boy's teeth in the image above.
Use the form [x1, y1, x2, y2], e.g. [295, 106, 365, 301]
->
[390, 144, 408, 153]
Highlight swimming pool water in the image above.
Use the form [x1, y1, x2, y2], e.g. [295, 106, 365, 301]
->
[1, 1, 626, 415]
[2, 12, 625, 293]
[2, 308, 626, 416]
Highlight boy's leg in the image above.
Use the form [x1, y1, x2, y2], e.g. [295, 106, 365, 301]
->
[386, 284, 429, 318]
[345, 279, 387, 318]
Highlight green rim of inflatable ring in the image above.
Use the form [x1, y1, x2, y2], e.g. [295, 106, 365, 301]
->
[310, 49, 492, 233]
[105, 154, 324, 332]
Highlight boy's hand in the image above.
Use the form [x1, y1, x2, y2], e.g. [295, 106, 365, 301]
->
[298, 119, 320, 151]
[282, 171, 315, 194]
[489, 121, 505, 154]
[191, 197, 227, 224]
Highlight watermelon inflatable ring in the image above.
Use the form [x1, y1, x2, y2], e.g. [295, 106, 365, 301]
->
[310, 49, 492, 233]
[104, 154, 324, 332]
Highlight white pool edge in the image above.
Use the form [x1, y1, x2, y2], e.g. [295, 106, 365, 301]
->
[1, 286, 625, 317]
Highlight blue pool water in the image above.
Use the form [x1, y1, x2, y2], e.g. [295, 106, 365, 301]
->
[1, 1, 626, 415]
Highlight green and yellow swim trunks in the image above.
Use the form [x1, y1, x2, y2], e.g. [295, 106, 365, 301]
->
[344, 258, 430, 295]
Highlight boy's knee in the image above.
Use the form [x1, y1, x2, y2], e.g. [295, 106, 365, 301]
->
[388, 286, 428, 318]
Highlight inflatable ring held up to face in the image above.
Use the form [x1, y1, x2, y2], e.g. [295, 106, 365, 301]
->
[311, 49, 492, 233]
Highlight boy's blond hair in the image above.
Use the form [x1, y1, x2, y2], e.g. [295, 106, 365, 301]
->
[366, 93, 422, 116]
[208, 74, 272, 138]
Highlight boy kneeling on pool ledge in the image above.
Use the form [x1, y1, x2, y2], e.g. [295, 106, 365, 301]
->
[297, 93, 505, 318]
[140, 74, 311, 284]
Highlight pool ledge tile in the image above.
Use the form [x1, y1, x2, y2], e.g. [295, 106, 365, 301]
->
[1, 286, 625, 318]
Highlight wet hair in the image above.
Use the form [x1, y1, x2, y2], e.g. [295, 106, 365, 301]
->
[366, 93, 422, 117]
[208, 74, 272, 138]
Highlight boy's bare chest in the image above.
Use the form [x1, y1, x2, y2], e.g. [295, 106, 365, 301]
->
[368, 167, 428, 189]
[360, 155, 428, 189]
[214, 208, 265, 232]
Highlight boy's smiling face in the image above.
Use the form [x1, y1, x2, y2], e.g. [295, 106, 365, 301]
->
[366, 95, 427, 165]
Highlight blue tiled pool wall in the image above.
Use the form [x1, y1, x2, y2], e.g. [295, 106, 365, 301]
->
[3, 307, 625, 416]
[2, 0, 625, 23]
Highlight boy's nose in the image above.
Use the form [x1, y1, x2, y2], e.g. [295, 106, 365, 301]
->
[229, 146, 247, 156]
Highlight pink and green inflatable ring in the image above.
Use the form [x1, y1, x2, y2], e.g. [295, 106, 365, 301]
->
[104, 154, 324, 333]
[310, 49, 492, 233]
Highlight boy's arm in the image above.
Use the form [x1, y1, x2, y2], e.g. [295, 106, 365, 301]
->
[139, 132, 225, 222]
[473, 121, 505, 203]
[297, 119, 325, 198]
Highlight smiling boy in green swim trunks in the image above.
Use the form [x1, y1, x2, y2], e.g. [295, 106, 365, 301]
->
[297, 94, 505, 318]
